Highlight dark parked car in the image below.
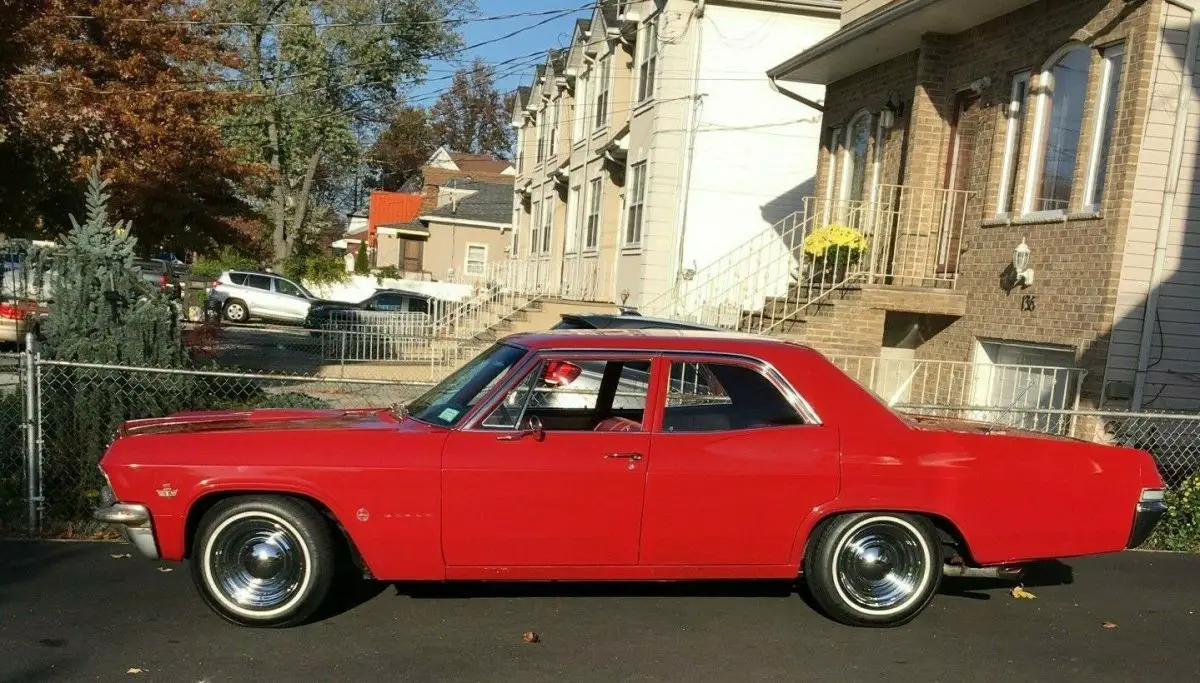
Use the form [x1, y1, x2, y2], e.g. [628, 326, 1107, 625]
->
[551, 308, 723, 331]
[304, 288, 436, 330]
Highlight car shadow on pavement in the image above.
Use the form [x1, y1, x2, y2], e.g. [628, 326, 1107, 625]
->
[939, 560, 1074, 601]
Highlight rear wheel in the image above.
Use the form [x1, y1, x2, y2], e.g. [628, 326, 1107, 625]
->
[223, 299, 249, 323]
[802, 512, 941, 627]
[190, 496, 336, 628]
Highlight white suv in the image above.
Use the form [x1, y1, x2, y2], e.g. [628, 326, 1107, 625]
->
[208, 270, 322, 324]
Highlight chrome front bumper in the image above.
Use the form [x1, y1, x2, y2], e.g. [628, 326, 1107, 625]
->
[94, 502, 160, 560]
[1127, 489, 1167, 549]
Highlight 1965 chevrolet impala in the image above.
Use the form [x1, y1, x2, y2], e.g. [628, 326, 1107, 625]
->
[95, 330, 1167, 628]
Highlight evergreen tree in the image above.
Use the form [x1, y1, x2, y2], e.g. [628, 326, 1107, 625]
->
[353, 243, 370, 274]
[39, 160, 187, 368]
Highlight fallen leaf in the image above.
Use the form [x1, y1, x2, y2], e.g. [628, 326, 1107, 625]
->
[156, 566, 173, 573]
[521, 631, 541, 643]
[1101, 621, 1118, 629]
[126, 667, 145, 675]
[110, 553, 131, 559]
[1010, 585, 1037, 600]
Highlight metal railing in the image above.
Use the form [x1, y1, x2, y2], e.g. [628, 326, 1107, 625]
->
[641, 185, 973, 334]
[827, 354, 1088, 436]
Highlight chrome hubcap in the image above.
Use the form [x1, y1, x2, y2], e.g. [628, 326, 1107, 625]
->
[836, 522, 926, 611]
[209, 518, 305, 611]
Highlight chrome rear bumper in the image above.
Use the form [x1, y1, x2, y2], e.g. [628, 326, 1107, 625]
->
[1127, 489, 1167, 549]
[94, 503, 160, 560]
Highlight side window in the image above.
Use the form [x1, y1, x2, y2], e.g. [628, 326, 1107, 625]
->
[481, 357, 652, 432]
[372, 294, 404, 310]
[229, 272, 248, 286]
[275, 278, 302, 297]
[662, 360, 805, 433]
[409, 297, 429, 314]
[245, 274, 272, 290]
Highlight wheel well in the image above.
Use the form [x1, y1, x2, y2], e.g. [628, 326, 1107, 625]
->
[184, 491, 366, 571]
[802, 510, 976, 566]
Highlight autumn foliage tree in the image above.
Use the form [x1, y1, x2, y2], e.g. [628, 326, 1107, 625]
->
[0, 0, 259, 255]
[368, 105, 436, 191]
[429, 58, 515, 160]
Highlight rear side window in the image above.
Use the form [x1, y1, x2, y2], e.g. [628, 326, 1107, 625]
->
[245, 275, 271, 290]
[229, 273, 248, 286]
[662, 360, 805, 432]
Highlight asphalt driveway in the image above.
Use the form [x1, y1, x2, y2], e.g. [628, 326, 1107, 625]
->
[1, 541, 1197, 682]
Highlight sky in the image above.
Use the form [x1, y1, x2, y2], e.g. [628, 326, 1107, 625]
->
[410, 0, 592, 106]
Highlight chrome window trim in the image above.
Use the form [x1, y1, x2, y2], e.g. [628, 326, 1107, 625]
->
[454, 345, 823, 432]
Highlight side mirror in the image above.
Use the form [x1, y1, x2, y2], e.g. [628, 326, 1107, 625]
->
[497, 415, 545, 442]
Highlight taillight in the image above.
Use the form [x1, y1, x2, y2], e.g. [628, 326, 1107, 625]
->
[160, 274, 168, 289]
[541, 360, 582, 386]
[0, 304, 23, 321]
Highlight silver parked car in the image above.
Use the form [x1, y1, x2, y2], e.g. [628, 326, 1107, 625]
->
[208, 270, 324, 324]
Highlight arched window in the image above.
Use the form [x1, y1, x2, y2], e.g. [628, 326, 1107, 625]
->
[1026, 44, 1091, 214]
[841, 111, 873, 203]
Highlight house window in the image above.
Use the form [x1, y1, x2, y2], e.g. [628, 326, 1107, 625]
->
[540, 200, 554, 254]
[625, 161, 647, 245]
[585, 178, 602, 250]
[464, 244, 488, 276]
[840, 112, 873, 203]
[1084, 43, 1126, 211]
[637, 18, 658, 103]
[565, 185, 581, 253]
[995, 71, 1032, 216]
[574, 74, 590, 141]
[595, 53, 611, 128]
[530, 200, 542, 257]
[969, 340, 1081, 435]
[1025, 44, 1091, 214]
[548, 99, 560, 158]
[536, 104, 546, 164]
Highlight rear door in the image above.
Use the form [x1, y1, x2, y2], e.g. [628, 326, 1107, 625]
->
[240, 273, 275, 318]
[638, 355, 840, 570]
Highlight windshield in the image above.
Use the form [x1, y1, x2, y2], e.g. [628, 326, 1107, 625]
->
[406, 343, 527, 427]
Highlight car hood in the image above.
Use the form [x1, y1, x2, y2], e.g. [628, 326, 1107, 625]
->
[118, 407, 402, 438]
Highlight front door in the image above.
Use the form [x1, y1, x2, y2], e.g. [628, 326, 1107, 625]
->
[939, 90, 981, 275]
[441, 354, 661, 568]
[272, 277, 311, 321]
[638, 358, 840, 570]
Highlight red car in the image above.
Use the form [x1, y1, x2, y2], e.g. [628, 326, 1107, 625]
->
[94, 330, 1167, 628]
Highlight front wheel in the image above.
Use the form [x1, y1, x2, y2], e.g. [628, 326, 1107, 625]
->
[191, 496, 337, 627]
[802, 512, 941, 627]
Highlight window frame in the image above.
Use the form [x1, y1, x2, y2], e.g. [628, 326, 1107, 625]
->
[636, 16, 659, 104]
[594, 51, 612, 129]
[625, 161, 648, 246]
[839, 110, 874, 203]
[548, 97, 561, 158]
[530, 199, 542, 257]
[585, 177, 602, 252]
[464, 243, 488, 276]
[1082, 42, 1126, 213]
[657, 354, 820, 434]
[540, 198, 554, 255]
[995, 70, 1032, 217]
[573, 71, 591, 143]
[464, 351, 661, 433]
[1021, 42, 1093, 218]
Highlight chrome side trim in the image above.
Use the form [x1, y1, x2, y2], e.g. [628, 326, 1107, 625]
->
[94, 502, 150, 526]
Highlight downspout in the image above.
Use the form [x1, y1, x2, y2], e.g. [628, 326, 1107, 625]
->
[1132, 0, 1198, 410]
[669, 2, 706, 303]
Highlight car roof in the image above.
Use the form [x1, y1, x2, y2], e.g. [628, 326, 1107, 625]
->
[503, 328, 817, 355]
[558, 312, 723, 331]
[372, 288, 431, 299]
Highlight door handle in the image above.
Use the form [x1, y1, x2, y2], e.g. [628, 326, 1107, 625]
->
[606, 452, 643, 461]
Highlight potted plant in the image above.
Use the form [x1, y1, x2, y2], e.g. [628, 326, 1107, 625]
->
[801, 223, 868, 282]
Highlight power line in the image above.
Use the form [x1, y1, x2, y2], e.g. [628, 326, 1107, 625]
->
[57, 4, 596, 29]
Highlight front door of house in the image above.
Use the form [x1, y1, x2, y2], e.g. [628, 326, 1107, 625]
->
[939, 90, 981, 275]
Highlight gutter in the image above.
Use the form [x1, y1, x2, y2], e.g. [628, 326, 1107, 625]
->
[768, 77, 826, 112]
[765, 0, 941, 80]
[1132, 0, 1199, 409]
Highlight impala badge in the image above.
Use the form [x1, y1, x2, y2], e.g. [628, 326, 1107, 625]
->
[156, 483, 177, 498]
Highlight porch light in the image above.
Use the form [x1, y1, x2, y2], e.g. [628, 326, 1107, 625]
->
[1013, 238, 1034, 286]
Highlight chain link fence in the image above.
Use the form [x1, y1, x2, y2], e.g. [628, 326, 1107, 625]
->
[0, 352, 24, 530]
[10, 357, 430, 534]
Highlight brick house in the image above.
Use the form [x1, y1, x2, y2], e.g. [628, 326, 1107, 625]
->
[746, 0, 1200, 426]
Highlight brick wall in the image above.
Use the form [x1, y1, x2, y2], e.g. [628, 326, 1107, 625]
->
[811, 0, 1158, 408]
